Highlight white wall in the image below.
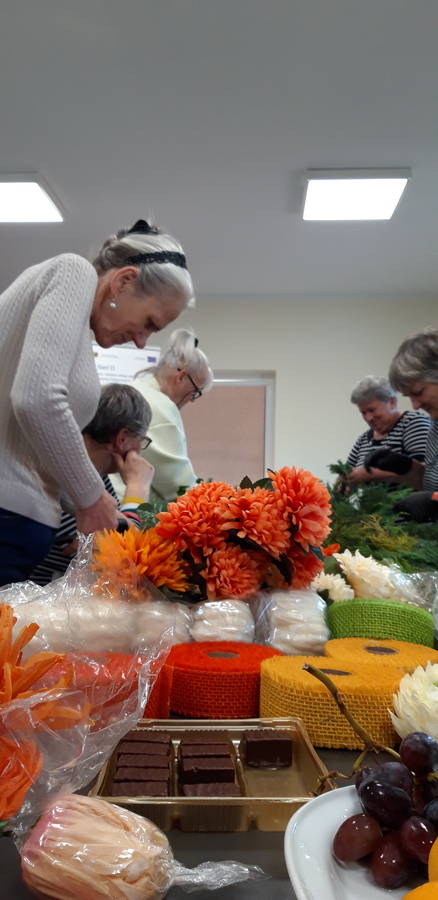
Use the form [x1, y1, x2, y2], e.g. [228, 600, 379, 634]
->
[155, 296, 438, 484]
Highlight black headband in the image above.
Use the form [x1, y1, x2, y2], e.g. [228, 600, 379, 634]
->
[125, 220, 187, 269]
[125, 250, 187, 269]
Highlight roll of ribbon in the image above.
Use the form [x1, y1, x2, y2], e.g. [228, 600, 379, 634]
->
[325, 637, 438, 673]
[326, 597, 434, 647]
[167, 641, 283, 719]
[260, 655, 402, 749]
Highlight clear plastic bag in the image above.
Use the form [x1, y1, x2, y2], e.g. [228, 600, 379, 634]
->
[0, 535, 175, 835]
[20, 794, 267, 900]
[387, 564, 438, 612]
[254, 589, 329, 655]
[190, 599, 255, 643]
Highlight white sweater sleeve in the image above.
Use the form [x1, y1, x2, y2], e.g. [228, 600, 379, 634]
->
[10, 255, 104, 509]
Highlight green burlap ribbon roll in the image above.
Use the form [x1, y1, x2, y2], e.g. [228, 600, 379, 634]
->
[327, 597, 434, 647]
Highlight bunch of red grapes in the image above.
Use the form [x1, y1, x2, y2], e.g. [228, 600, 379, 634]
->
[333, 732, 438, 890]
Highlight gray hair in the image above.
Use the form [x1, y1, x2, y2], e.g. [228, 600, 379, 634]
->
[92, 222, 195, 309]
[145, 328, 213, 392]
[389, 327, 438, 393]
[84, 383, 151, 444]
[350, 375, 397, 405]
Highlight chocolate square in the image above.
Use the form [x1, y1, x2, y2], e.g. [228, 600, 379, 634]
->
[124, 729, 171, 744]
[111, 781, 169, 797]
[180, 756, 235, 784]
[114, 766, 170, 785]
[240, 729, 293, 767]
[117, 753, 170, 768]
[178, 742, 231, 760]
[118, 741, 170, 757]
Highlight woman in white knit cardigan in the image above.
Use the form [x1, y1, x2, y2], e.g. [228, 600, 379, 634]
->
[0, 219, 194, 585]
[111, 329, 213, 503]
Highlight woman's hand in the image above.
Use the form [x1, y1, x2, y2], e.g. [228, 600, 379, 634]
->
[113, 450, 155, 503]
[76, 490, 119, 535]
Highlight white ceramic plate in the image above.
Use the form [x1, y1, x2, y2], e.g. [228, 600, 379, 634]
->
[284, 785, 423, 900]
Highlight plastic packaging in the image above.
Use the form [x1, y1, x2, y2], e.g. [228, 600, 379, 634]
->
[190, 599, 255, 643]
[254, 589, 329, 655]
[387, 565, 438, 612]
[20, 794, 266, 900]
[0, 535, 174, 835]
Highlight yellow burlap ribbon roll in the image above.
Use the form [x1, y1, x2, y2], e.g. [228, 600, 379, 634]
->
[325, 637, 438, 674]
[260, 655, 402, 749]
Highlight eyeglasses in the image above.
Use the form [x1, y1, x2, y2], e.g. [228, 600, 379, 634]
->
[140, 436, 152, 451]
[178, 369, 202, 402]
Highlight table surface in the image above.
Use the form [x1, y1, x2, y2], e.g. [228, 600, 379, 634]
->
[0, 748, 384, 900]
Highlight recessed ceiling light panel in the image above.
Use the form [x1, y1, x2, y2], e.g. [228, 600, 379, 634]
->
[0, 174, 63, 222]
[303, 168, 411, 221]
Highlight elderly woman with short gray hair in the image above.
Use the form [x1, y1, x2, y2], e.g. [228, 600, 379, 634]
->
[346, 374, 430, 488]
[365, 328, 438, 521]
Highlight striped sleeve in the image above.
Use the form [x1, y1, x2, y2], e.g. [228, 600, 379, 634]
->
[347, 434, 368, 467]
[30, 477, 118, 585]
[400, 413, 431, 462]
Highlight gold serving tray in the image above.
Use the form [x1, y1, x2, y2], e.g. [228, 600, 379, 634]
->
[90, 716, 337, 832]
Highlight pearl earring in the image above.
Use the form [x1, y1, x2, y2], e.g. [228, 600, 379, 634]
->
[110, 298, 116, 308]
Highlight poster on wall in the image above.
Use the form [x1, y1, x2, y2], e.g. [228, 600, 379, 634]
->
[92, 342, 160, 385]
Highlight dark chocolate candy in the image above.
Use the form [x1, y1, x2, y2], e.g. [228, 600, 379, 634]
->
[119, 741, 168, 755]
[178, 742, 231, 759]
[118, 741, 169, 757]
[114, 766, 170, 784]
[180, 756, 235, 784]
[124, 729, 171, 744]
[240, 729, 292, 767]
[111, 781, 169, 797]
[116, 755, 169, 771]
[117, 753, 170, 768]
[182, 782, 241, 797]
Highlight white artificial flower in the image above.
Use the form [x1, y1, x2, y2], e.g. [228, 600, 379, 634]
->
[311, 572, 354, 602]
[333, 549, 405, 602]
[390, 662, 438, 741]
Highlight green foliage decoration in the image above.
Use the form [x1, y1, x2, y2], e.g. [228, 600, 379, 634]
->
[326, 463, 438, 572]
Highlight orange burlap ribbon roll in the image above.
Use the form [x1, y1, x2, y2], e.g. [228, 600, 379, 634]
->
[142, 663, 174, 720]
[167, 641, 283, 719]
[325, 637, 438, 674]
[260, 655, 402, 749]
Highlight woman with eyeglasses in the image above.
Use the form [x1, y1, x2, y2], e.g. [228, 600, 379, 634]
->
[112, 329, 213, 503]
[30, 383, 154, 585]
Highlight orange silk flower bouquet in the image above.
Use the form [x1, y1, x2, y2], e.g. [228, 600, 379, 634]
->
[151, 467, 332, 601]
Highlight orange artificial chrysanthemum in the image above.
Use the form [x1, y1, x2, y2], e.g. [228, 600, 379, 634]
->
[0, 736, 43, 822]
[156, 481, 237, 563]
[93, 525, 189, 597]
[269, 466, 331, 552]
[200, 545, 263, 599]
[217, 487, 290, 558]
[322, 543, 341, 557]
[289, 544, 324, 589]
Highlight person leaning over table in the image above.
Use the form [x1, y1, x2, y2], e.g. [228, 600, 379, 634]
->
[0, 218, 194, 586]
[345, 375, 430, 489]
[111, 328, 213, 503]
[30, 383, 154, 586]
[365, 328, 438, 522]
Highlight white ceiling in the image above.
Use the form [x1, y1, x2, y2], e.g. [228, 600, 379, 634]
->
[1, 0, 438, 301]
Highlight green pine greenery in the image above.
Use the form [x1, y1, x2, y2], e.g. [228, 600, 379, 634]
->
[326, 461, 438, 572]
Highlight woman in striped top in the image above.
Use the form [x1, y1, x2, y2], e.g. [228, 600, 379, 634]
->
[30, 383, 154, 585]
[346, 375, 430, 489]
[365, 330, 438, 522]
